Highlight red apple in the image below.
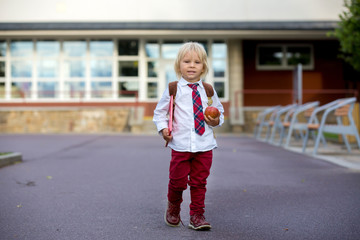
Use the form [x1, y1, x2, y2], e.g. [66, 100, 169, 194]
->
[204, 106, 220, 119]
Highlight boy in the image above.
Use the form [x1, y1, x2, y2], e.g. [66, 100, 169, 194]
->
[153, 42, 224, 230]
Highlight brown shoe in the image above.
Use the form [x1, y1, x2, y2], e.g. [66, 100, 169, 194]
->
[189, 214, 211, 230]
[164, 202, 181, 227]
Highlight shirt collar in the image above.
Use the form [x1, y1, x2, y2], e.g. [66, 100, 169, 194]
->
[179, 77, 204, 89]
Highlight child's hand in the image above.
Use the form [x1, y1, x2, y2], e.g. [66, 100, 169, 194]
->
[204, 115, 220, 127]
[161, 128, 173, 143]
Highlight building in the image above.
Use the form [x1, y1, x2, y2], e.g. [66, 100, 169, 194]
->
[0, 0, 355, 133]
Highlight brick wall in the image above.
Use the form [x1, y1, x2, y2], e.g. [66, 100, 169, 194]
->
[0, 108, 130, 133]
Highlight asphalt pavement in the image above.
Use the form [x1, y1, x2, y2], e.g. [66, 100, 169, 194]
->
[0, 134, 360, 240]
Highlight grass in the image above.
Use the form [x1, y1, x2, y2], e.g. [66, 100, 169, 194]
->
[323, 132, 339, 141]
[0, 152, 12, 156]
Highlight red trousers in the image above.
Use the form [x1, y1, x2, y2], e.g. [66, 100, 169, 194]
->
[168, 149, 212, 216]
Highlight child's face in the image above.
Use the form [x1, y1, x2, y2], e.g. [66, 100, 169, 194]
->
[179, 51, 204, 83]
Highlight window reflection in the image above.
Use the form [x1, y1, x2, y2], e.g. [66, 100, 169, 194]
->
[287, 47, 311, 65]
[91, 60, 112, 77]
[213, 60, 225, 77]
[165, 63, 177, 85]
[147, 61, 158, 77]
[64, 60, 86, 78]
[162, 41, 183, 59]
[11, 61, 32, 77]
[64, 41, 86, 57]
[214, 82, 224, 98]
[212, 41, 227, 58]
[38, 60, 58, 78]
[11, 41, 33, 57]
[11, 82, 32, 98]
[119, 81, 138, 98]
[1, 38, 228, 100]
[38, 82, 58, 98]
[147, 82, 157, 98]
[64, 81, 85, 98]
[91, 81, 112, 98]
[119, 61, 138, 76]
[0, 62, 5, 77]
[259, 47, 283, 66]
[145, 41, 159, 58]
[37, 41, 60, 57]
[90, 40, 113, 57]
[0, 41, 6, 57]
[118, 40, 138, 56]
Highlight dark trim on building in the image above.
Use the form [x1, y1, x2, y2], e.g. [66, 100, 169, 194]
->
[0, 21, 338, 31]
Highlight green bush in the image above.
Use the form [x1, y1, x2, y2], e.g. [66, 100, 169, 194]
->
[330, 0, 360, 72]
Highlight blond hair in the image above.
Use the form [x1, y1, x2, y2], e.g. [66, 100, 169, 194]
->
[174, 42, 209, 79]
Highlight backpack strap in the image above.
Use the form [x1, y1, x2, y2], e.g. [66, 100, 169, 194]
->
[168, 81, 178, 97]
[202, 82, 214, 98]
[202, 82, 214, 106]
[168, 80, 214, 105]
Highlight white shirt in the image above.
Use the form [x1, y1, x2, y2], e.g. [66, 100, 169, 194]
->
[153, 77, 224, 152]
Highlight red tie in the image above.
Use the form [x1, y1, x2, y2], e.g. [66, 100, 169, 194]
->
[188, 83, 205, 136]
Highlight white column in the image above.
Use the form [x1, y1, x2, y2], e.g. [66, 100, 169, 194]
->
[112, 39, 118, 99]
[85, 38, 91, 100]
[59, 40, 64, 100]
[33, 39, 38, 100]
[138, 38, 146, 101]
[228, 39, 244, 127]
[5, 39, 10, 100]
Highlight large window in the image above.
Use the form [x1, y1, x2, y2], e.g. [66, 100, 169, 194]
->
[144, 40, 228, 100]
[63, 40, 86, 99]
[10, 40, 33, 99]
[256, 44, 313, 70]
[118, 40, 139, 98]
[11, 82, 31, 98]
[90, 40, 113, 98]
[162, 41, 183, 59]
[0, 38, 229, 101]
[212, 41, 227, 98]
[64, 40, 86, 77]
[37, 40, 60, 98]
[145, 40, 159, 98]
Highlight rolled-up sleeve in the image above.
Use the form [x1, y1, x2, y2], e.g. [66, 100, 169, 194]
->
[153, 88, 171, 133]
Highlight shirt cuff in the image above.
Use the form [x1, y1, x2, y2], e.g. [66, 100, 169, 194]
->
[156, 122, 168, 133]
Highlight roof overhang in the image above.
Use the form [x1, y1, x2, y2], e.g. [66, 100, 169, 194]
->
[0, 21, 339, 39]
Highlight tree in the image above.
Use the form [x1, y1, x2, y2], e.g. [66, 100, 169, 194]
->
[331, 0, 360, 72]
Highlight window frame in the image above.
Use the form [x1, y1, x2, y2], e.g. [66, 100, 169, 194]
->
[117, 39, 140, 100]
[256, 44, 314, 70]
[0, 38, 229, 102]
[211, 40, 228, 99]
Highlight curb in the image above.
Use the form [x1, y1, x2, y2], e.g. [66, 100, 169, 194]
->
[284, 146, 360, 171]
[0, 152, 22, 168]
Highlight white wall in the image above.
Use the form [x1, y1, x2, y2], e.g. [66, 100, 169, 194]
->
[0, 0, 344, 22]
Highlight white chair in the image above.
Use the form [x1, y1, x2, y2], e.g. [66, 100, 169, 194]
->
[254, 105, 280, 140]
[284, 101, 320, 148]
[302, 97, 360, 155]
[268, 104, 297, 145]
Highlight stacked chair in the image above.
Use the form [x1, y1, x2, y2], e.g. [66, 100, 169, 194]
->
[254, 105, 280, 140]
[268, 104, 297, 145]
[253, 97, 360, 156]
[282, 101, 320, 148]
[302, 97, 360, 155]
